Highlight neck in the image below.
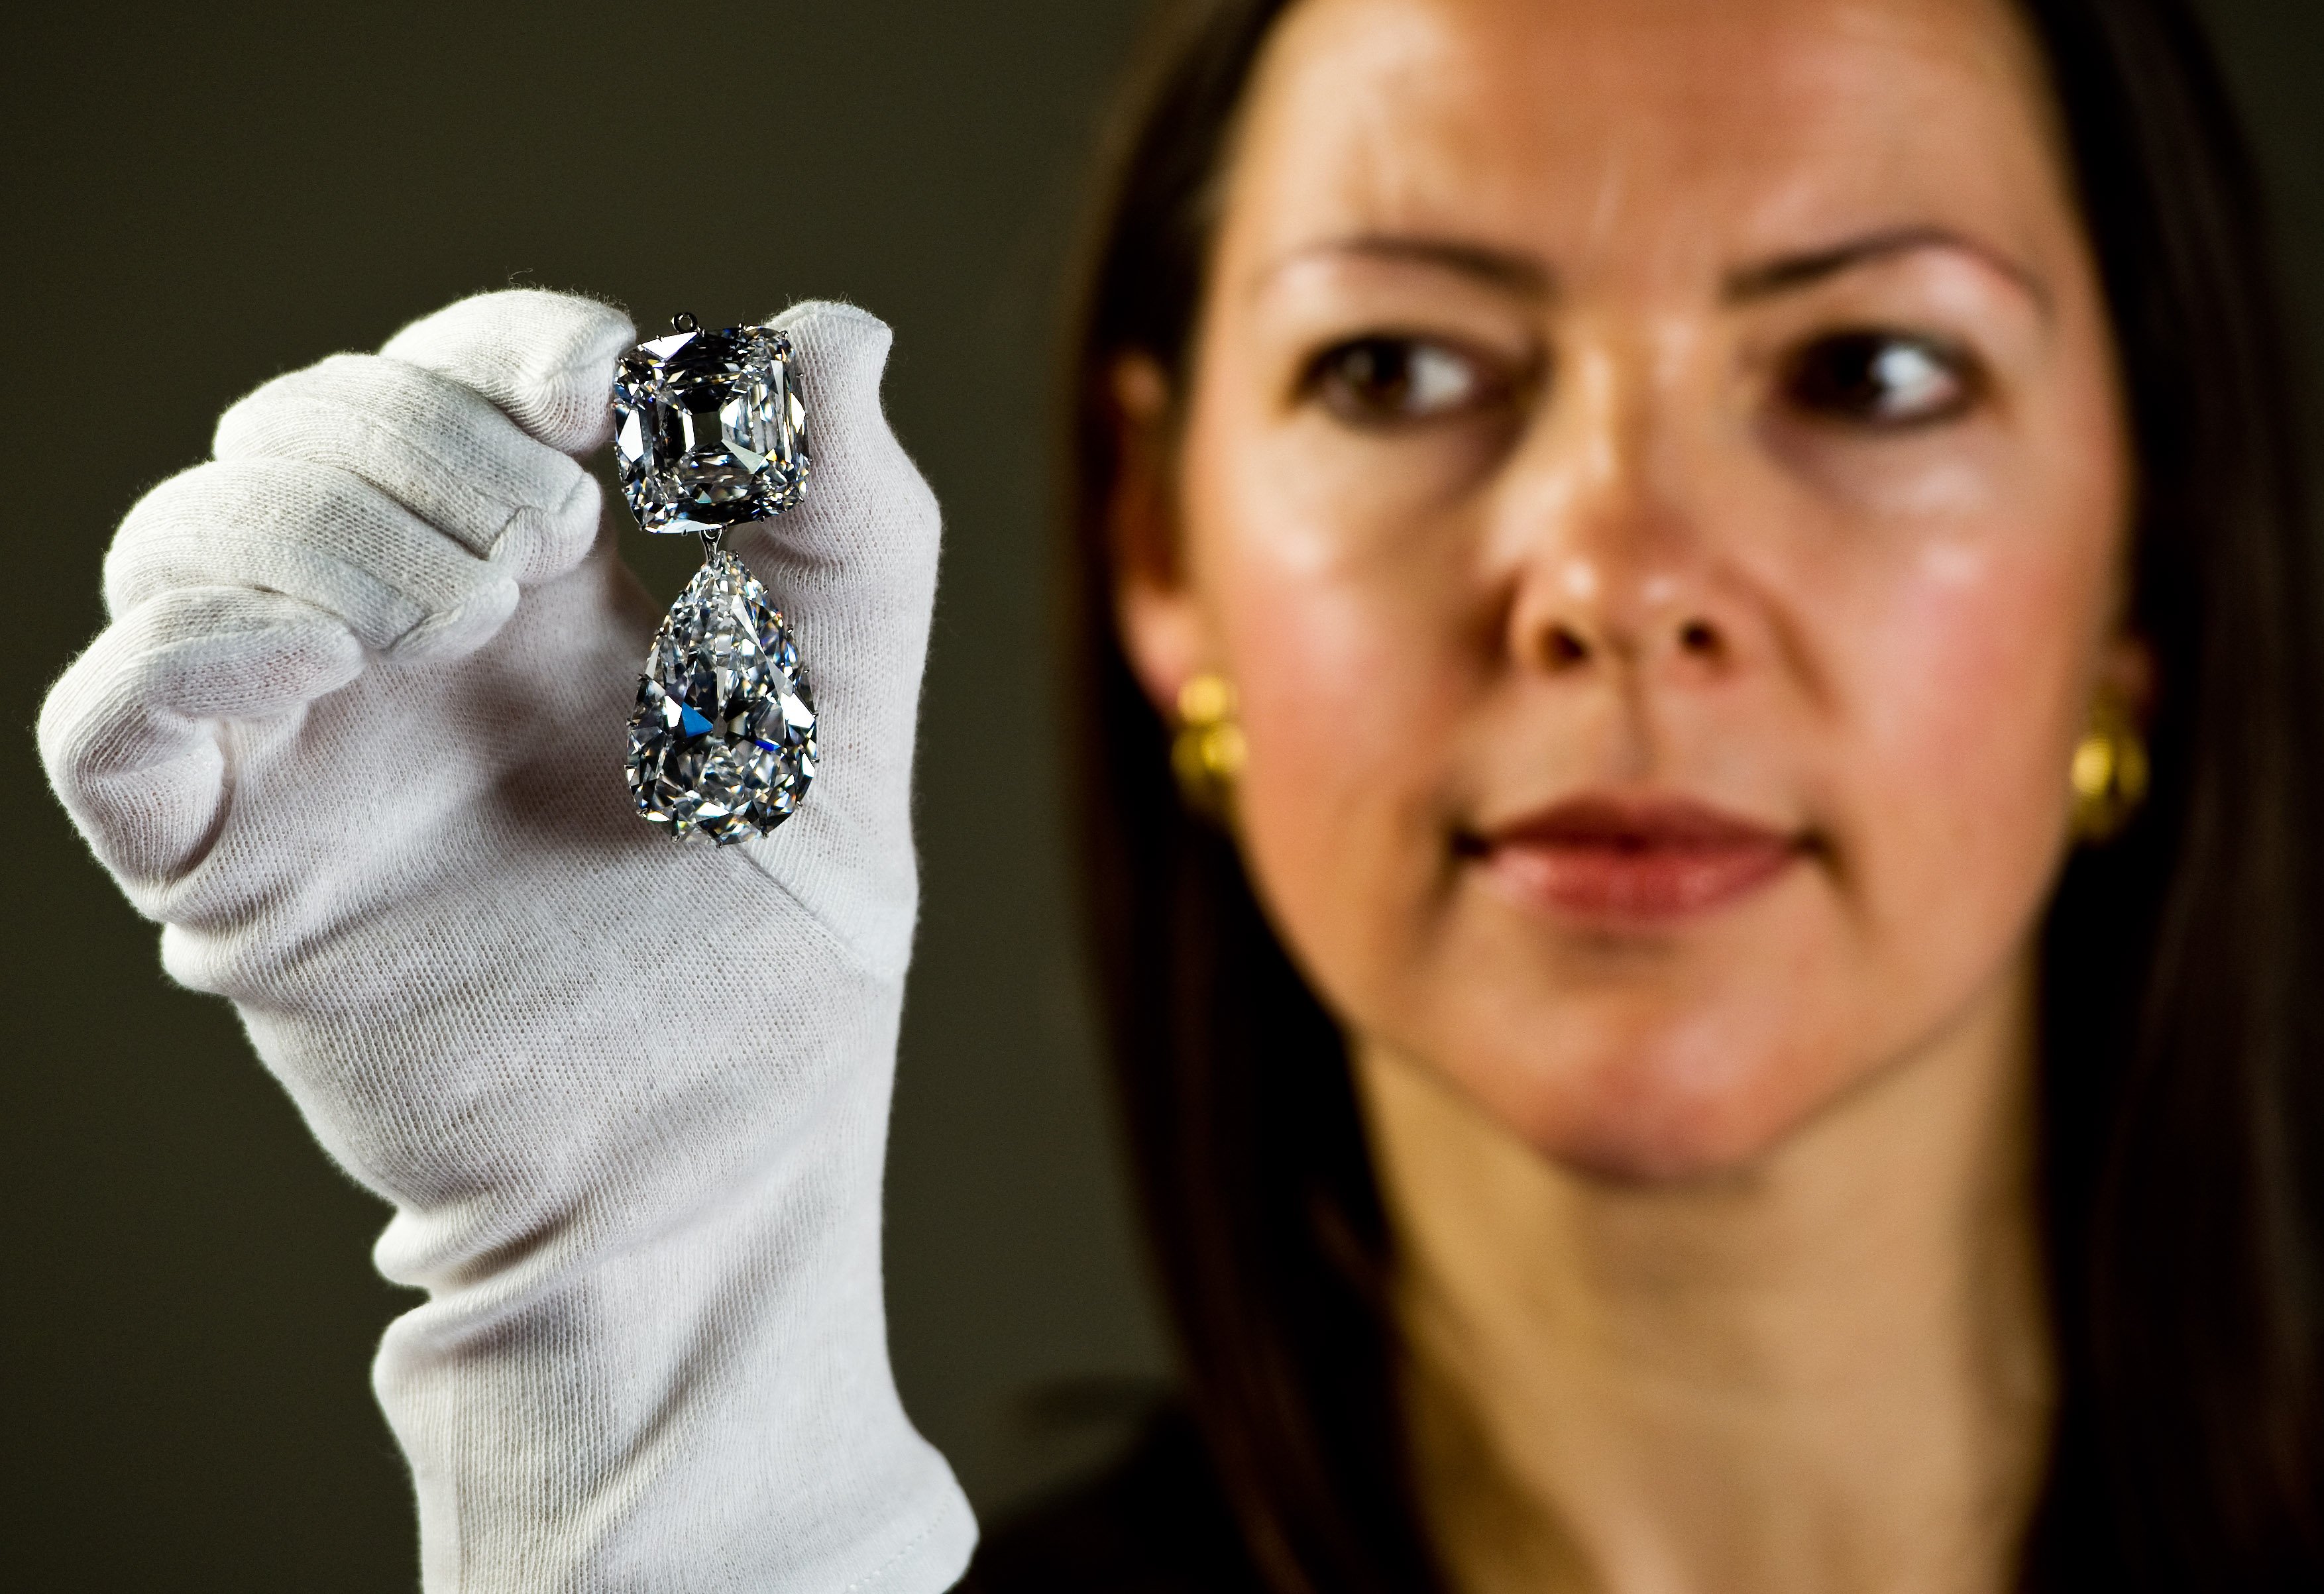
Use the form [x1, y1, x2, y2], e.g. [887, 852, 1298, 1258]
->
[1355, 965, 2054, 1594]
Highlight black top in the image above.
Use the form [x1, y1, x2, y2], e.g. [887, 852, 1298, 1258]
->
[959, 1409, 1270, 1593]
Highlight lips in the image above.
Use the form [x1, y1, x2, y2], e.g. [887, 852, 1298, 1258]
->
[1470, 795, 1803, 922]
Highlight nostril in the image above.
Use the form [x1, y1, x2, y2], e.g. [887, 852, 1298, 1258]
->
[1678, 619, 1722, 659]
[1546, 625, 1591, 668]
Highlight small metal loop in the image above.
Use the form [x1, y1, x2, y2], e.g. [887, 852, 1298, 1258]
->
[672, 311, 700, 334]
[699, 525, 725, 559]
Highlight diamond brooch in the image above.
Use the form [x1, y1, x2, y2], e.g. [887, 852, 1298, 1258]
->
[612, 314, 818, 843]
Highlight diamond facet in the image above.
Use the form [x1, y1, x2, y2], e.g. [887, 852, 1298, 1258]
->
[612, 323, 810, 534]
[626, 551, 817, 843]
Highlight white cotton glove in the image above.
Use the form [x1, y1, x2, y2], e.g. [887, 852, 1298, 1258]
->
[37, 289, 975, 1593]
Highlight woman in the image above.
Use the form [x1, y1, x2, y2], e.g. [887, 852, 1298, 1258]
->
[995, 0, 2324, 1587]
[38, 0, 2322, 1591]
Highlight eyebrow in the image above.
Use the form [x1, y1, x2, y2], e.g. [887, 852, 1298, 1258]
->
[1270, 224, 2048, 315]
[1268, 235, 1554, 297]
[1722, 225, 2050, 311]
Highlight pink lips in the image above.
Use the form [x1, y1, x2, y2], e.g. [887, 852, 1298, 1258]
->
[1474, 795, 1802, 922]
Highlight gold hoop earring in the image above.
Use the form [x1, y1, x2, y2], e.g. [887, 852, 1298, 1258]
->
[1171, 672, 1246, 822]
[2070, 698, 2149, 843]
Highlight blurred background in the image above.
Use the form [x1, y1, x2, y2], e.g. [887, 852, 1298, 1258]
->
[2, 1, 2319, 1586]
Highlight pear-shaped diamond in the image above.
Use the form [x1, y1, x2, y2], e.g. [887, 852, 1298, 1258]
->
[626, 551, 817, 843]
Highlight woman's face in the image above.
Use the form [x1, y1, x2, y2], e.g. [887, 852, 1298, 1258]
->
[1116, 0, 2136, 1179]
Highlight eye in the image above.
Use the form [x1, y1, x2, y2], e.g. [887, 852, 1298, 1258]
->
[1306, 335, 1499, 425]
[1781, 331, 1979, 427]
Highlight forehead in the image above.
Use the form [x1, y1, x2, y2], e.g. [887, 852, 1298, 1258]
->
[1227, 0, 2071, 277]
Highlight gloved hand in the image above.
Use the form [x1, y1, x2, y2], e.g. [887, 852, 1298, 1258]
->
[37, 290, 974, 1593]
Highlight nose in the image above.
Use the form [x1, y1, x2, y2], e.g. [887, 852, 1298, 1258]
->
[1521, 569, 1737, 677]
[1500, 345, 1749, 684]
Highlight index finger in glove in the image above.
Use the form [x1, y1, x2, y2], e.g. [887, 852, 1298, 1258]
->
[214, 354, 602, 586]
[378, 289, 635, 455]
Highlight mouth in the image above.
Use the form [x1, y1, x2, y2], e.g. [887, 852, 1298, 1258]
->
[1463, 794, 1806, 923]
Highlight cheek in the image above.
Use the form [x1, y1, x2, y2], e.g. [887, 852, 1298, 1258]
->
[1830, 527, 2093, 979]
[1184, 407, 1482, 986]
[1766, 328, 2132, 1112]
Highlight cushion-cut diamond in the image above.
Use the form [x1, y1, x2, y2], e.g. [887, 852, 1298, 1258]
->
[626, 551, 817, 843]
[612, 322, 810, 534]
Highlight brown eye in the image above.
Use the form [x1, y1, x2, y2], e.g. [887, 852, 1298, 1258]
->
[1309, 336, 1492, 424]
[1783, 331, 1978, 427]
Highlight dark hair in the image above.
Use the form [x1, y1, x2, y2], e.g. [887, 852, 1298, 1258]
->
[1060, 1, 2324, 1588]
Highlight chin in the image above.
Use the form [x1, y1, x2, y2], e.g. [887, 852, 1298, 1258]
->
[1476, 1024, 1846, 1185]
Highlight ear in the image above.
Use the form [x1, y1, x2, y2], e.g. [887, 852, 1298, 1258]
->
[2099, 626, 2157, 725]
[1107, 352, 1214, 719]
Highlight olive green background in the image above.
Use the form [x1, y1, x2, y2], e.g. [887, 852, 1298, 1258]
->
[3, 2, 2319, 1586]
